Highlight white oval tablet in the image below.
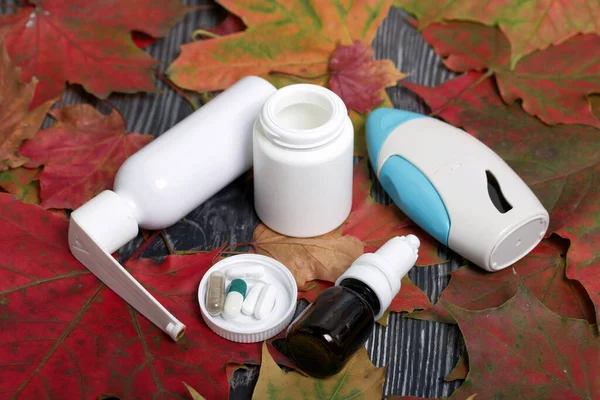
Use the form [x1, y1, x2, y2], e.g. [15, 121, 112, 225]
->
[242, 282, 265, 316]
[254, 284, 277, 320]
[226, 264, 265, 279]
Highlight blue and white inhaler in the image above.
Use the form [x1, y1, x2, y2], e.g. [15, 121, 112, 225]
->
[366, 108, 549, 272]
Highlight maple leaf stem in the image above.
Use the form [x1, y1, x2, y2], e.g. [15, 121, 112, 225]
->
[428, 70, 494, 118]
[154, 70, 199, 111]
[160, 231, 174, 255]
[0, 3, 21, 10]
[199, 91, 216, 104]
[269, 70, 331, 81]
[101, 99, 126, 123]
[192, 29, 220, 40]
[175, 249, 213, 255]
[216, 241, 255, 257]
[123, 230, 162, 262]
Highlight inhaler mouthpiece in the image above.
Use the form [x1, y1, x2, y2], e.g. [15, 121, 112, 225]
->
[71, 190, 139, 254]
[335, 235, 420, 320]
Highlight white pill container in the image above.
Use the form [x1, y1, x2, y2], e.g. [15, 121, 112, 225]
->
[253, 84, 354, 237]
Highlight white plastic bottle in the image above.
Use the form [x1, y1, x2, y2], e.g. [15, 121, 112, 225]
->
[69, 76, 276, 341]
[73, 76, 276, 254]
[253, 84, 354, 237]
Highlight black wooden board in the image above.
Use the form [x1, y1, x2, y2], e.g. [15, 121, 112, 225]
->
[1, 1, 467, 398]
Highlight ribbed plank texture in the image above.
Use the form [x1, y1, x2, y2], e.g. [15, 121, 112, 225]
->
[0, 1, 465, 398]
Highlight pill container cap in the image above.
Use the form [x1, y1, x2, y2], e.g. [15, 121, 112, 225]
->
[335, 235, 420, 320]
[198, 254, 298, 343]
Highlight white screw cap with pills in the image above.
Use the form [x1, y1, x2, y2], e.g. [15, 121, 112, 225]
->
[198, 254, 297, 343]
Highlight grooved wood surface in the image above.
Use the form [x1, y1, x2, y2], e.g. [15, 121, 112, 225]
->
[1, 1, 466, 398]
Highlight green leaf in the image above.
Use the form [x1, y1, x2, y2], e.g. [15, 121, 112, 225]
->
[0, 167, 40, 204]
[183, 382, 207, 400]
[168, 0, 395, 93]
[393, 0, 600, 66]
[252, 342, 385, 399]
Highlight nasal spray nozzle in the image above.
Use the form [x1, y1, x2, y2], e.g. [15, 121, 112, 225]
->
[335, 234, 420, 320]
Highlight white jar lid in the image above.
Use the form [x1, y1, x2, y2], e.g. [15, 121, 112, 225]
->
[198, 254, 298, 343]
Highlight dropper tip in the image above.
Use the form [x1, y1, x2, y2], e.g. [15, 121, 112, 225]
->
[405, 234, 420, 250]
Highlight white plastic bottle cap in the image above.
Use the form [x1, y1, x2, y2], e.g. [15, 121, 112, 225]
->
[335, 235, 420, 320]
[198, 254, 297, 343]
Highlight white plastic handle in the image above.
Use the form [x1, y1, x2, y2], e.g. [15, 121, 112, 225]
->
[68, 217, 186, 341]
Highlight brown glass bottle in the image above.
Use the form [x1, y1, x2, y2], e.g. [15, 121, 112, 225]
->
[285, 278, 381, 378]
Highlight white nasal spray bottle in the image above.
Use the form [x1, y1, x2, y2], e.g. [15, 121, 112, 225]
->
[366, 108, 549, 272]
[68, 77, 276, 341]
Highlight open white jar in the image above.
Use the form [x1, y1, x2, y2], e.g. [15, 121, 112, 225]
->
[253, 84, 354, 237]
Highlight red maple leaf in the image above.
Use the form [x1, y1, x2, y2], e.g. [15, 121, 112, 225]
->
[328, 41, 407, 113]
[388, 276, 432, 315]
[445, 353, 468, 382]
[208, 14, 246, 36]
[0, 38, 53, 171]
[420, 21, 600, 127]
[410, 237, 595, 324]
[131, 32, 157, 49]
[0, 0, 192, 107]
[298, 280, 333, 303]
[300, 277, 431, 323]
[394, 0, 600, 67]
[343, 161, 447, 266]
[0, 193, 261, 399]
[20, 104, 153, 210]
[444, 284, 600, 399]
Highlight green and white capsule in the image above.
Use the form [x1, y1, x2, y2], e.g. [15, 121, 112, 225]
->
[222, 279, 247, 320]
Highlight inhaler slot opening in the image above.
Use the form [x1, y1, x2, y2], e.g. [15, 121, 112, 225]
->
[273, 90, 334, 131]
[486, 170, 513, 213]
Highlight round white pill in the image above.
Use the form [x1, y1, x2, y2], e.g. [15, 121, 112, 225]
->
[254, 284, 277, 320]
[242, 282, 265, 316]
